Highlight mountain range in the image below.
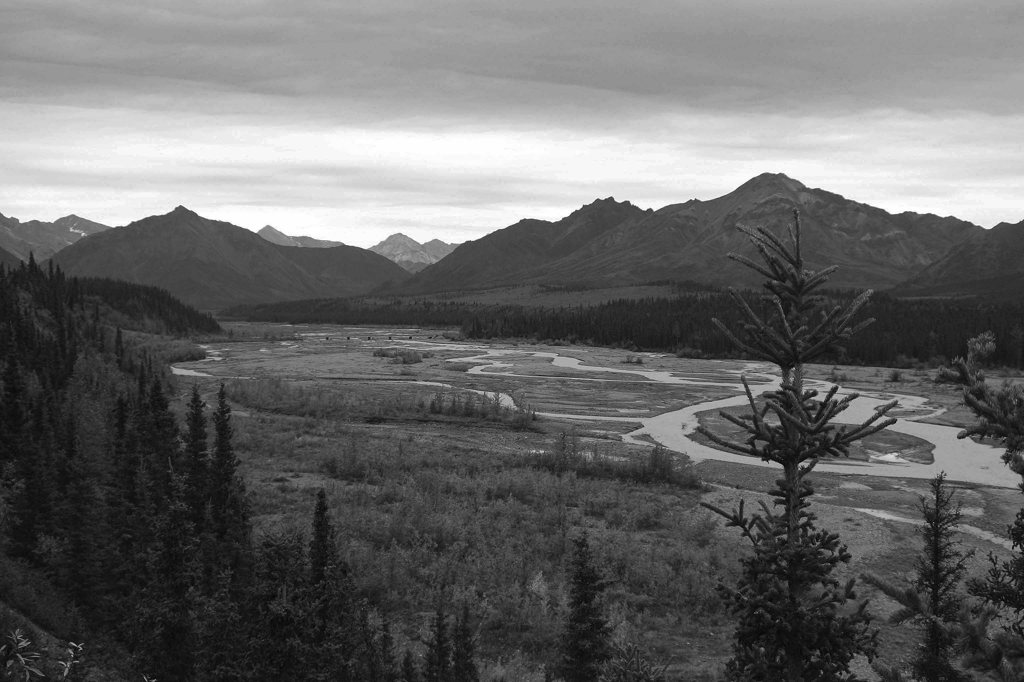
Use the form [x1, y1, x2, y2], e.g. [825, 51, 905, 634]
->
[256, 226, 457, 273]
[0, 212, 111, 261]
[369, 233, 458, 272]
[394, 173, 988, 294]
[6, 172, 1022, 308]
[52, 207, 409, 310]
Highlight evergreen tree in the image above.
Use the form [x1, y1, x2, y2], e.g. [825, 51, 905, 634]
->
[210, 383, 247, 544]
[204, 383, 252, 597]
[132, 473, 198, 682]
[309, 487, 337, 586]
[451, 602, 480, 682]
[0, 357, 26, 465]
[114, 326, 124, 366]
[183, 384, 210, 528]
[556, 533, 611, 682]
[246, 531, 315, 681]
[945, 333, 1024, 675]
[138, 377, 180, 504]
[423, 606, 451, 682]
[699, 211, 895, 681]
[864, 473, 973, 681]
[916, 473, 973, 680]
[376, 615, 399, 682]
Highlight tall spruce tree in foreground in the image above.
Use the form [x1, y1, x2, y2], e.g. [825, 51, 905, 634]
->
[556, 532, 611, 682]
[700, 210, 897, 681]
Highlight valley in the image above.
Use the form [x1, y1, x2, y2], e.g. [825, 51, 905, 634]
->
[170, 323, 1024, 679]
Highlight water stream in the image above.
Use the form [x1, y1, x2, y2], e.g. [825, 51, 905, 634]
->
[172, 337, 1014, 488]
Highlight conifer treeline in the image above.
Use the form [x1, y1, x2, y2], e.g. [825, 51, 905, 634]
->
[229, 291, 1024, 367]
[0, 262, 417, 679]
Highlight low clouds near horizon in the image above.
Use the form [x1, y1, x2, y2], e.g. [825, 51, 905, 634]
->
[2, 0, 1022, 245]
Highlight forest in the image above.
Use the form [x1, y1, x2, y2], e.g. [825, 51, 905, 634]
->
[227, 290, 1024, 369]
[0, 261, 420, 680]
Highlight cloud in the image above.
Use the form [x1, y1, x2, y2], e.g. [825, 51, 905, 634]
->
[1, 0, 1022, 243]
[6, 0, 1022, 121]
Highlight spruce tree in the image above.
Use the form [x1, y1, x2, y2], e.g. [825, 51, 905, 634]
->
[915, 473, 972, 680]
[946, 333, 1024, 675]
[556, 532, 611, 682]
[699, 210, 896, 681]
[309, 487, 337, 586]
[451, 602, 480, 682]
[133, 472, 199, 682]
[864, 472, 973, 681]
[210, 383, 237, 535]
[209, 382, 251, 586]
[183, 384, 209, 528]
[423, 606, 451, 682]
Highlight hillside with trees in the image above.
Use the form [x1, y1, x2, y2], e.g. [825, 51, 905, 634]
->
[0, 261, 402, 679]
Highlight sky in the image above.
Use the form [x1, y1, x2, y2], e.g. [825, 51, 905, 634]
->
[1, 1, 1022, 248]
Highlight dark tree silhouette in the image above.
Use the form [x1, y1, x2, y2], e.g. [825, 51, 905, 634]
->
[183, 384, 210, 528]
[556, 533, 611, 682]
[423, 606, 451, 682]
[865, 472, 973, 681]
[916, 473, 973, 680]
[943, 333, 1024, 676]
[451, 602, 480, 682]
[309, 487, 337, 586]
[700, 211, 895, 681]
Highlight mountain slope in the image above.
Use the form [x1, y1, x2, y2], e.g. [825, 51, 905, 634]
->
[0, 212, 111, 261]
[895, 219, 1024, 300]
[546, 173, 981, 290]
[257, 225, 344, 248]
[395, 174, 981, 294]
[53, 207, 409, 310]
[0, 244, 20, 268]
[399, 198, 649, 292]
[369, 233, 458, 272]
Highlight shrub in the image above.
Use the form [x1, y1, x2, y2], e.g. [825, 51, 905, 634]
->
[526, 435, 702, 489]
[374, 347, 428, 364]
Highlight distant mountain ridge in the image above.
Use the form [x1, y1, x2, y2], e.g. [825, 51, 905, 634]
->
[14, 172, 1021, 305]
[53, 206, 410, 310]
[257, 225, 344, 249]
[0, 212, 111, 261]
[369, 233, 457, 273]
[895, 218, 1024, 300]
[393, 173, 986, 294]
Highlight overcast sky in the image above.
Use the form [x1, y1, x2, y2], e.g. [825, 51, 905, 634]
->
[2, 1, 1022, 247]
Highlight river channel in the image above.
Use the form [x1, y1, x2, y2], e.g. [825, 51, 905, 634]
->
[172, 331, 1014, 489]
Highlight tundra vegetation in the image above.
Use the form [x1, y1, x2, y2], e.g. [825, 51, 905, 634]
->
[2, 249, 1024, 680]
